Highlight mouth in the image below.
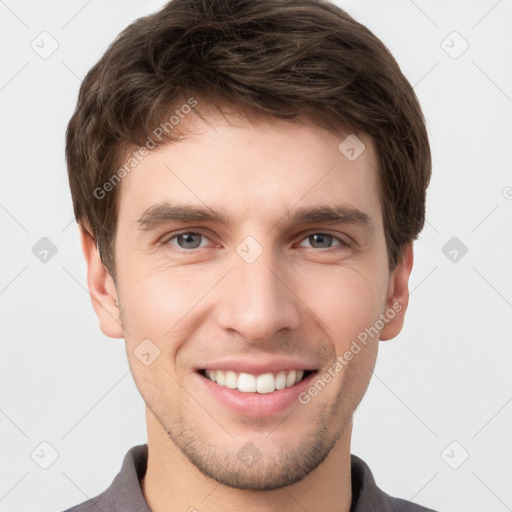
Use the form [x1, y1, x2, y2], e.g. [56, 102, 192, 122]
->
[197, 368, 316, 394]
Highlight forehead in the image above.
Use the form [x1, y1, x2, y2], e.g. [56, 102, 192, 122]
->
[116, 108, 382, 230]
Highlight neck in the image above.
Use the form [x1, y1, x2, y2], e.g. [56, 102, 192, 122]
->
[141, 408, 353, 512]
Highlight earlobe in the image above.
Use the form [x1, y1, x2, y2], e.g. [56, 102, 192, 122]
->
[79, 226, 124, 339]
[380, 244, 414, 341]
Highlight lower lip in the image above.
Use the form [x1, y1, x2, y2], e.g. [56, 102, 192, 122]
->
[195, 371, 317, 417]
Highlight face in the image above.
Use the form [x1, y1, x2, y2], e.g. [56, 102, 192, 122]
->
[83, 107, 412, 491]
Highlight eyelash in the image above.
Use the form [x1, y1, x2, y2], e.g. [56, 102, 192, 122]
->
[160, 229, 351, 252]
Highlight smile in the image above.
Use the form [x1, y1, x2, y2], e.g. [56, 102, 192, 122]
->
[199, 369, 313, 393]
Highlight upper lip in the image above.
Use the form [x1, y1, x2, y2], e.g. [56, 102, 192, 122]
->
[196, 357, 318, 375]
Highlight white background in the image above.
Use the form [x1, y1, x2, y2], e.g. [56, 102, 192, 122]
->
[0, 1, 511, 511]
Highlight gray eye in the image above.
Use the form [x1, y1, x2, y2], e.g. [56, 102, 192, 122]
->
[175, 232, 204, 249]
[302, 233, 339, 249]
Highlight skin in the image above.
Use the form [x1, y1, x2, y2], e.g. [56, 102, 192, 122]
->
[81, 105, 413, 512]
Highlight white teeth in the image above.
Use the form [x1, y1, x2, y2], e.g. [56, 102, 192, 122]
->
[275, 371, 287, 390]
[286, 370, 297, 387]
[256, 373, 275, 394]
[204, 369, 308, 393]
[237, 373, 256, 392]
[216, 370, 226, 386]
[225, 370, 238, 389]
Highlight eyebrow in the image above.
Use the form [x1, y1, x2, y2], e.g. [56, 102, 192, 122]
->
[136, 201, 374, 232]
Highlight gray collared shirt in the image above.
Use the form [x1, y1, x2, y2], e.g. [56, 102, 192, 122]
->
[61, 444, 439, 512]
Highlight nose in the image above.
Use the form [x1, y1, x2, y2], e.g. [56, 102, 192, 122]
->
[214, 245, 301, 343]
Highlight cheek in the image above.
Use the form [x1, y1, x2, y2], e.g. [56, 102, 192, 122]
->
[299, 267, 386, 344]
[120, 267, 211, 354]
[121, 258, 387, 344]
[120, 271, 194, 399]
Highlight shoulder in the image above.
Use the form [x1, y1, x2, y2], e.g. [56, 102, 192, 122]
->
[58, 491, 112, 512]
[57, 444, 148, 512]
[385, 492, 440, 512]
[351, 454, 441, 512]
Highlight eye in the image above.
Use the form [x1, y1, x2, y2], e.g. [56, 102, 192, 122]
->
[297, 232, 349, 250]
[163, 231, 212, 250]
[160, 230, 350, 252]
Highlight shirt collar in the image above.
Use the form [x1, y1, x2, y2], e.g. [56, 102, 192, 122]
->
[105, 444, 396, 511]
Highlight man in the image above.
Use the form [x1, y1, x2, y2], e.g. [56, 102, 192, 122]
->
[63, 0, 436, 510]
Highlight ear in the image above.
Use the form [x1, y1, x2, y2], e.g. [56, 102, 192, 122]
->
[380, 243, 414, 341]
[79, 226, 124, 339]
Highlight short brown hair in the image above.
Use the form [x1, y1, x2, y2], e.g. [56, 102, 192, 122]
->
[65, 0, 431, 279]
